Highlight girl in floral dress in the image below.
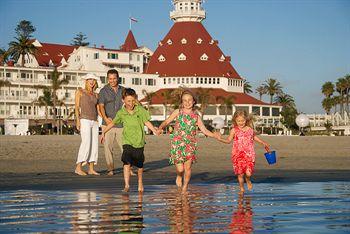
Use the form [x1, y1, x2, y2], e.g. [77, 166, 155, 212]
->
[158, 90, 218, 193]
[217, 110, 270, 193]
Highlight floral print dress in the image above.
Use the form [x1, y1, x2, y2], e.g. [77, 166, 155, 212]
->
[169, 109, 199, 165]
[231, 126, 256, 175]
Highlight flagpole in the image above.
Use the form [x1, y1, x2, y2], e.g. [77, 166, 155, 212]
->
[129, 13, 131, 30]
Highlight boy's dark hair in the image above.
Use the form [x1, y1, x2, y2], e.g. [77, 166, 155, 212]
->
[107, 69, 119, 78]
[122, 88, 137, 99]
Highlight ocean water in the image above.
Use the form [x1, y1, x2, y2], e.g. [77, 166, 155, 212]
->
[0, 182, 349, 233]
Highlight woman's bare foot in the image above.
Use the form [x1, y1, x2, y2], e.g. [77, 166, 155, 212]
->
[176, 176, 183, 187]
[107, 170, 114, 176]
[88, 170, 100, 175]
[123, 186, 130, 193]
[246, 180, 253, 191]
[74, 169, 87, 176]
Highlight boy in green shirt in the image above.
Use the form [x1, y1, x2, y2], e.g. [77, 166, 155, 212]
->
[101, 88, 158, 192]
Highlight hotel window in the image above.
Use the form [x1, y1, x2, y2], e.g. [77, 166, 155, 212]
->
[200, 78, 203, 84]
[178, 53, 186, 61]
[182, 78, 185, 83]
[197, 38, 203, 44]
[196, 77, 199, 83]
[191, 77, 194, 83]
[158, 55, 166, 62]
[168, 78, 171, 84]
[186, 78, 189, 84]
[200, 53, 208, 61]
[262, 107, 270, 116]
[181, 38, 187, 44]
[94, 53, 99, 59]
[100, 76, 106, 84]
[252, 106, 260, 115]
[137, 55, 140, 61]
[217, 78, 220, 84]
[147, 79, 156, 86]
[173, 78, 176, 82]
[213, 78, 216, 84]
[108, 53, 118, 59]
[129, 53, 133, 61]
[132, 78, 141, 85]
[164, 78, 166, 84]
[177, 78, 180, 84]
[6, 73, 11, 78]
[118, 77, 125, 84]
[204, 78, 207, 84]
[167, 39, 173, 45]
[208, 78, 211, 84]
[272, 108, 280, 116]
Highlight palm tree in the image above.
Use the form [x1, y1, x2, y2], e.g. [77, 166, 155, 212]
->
[50, 67, 69, 134]
[274, 93, 295, 109]
[336, 78, 347, 116]
[243, 80, 253, 94]
[142, 89, 155, 110]
[217, 95, 235, 125]
[0, 80, 11, 88]
[321, 81, 334, 98]
[0, 48, 9, 65]
[262, 78, 282, 104]
[196, 88, 211, 118]
[344, 74, 350, 114]
[255, 85, 266, 101]
[34, 87, 53, 123]
[161, 89, 173, 119]
[322, 97, 333, 115]
[8, 35, 37, 66]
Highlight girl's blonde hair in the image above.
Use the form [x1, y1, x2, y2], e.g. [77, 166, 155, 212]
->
[232, 110, 254, 128]
[180, 89, 197, 110]
[85, 79, 98, 92]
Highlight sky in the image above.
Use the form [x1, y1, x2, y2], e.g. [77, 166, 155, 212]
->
[0, 0, 349, 113]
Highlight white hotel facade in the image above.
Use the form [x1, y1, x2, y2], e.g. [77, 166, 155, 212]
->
[0, 0, 282, 130]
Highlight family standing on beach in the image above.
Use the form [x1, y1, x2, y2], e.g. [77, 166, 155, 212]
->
[74, 69, 270, 194]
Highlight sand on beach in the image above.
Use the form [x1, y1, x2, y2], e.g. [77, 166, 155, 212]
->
[0, 135, 349, 189]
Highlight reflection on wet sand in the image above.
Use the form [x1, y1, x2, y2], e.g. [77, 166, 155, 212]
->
[169, 192, 196, 233]
[71, 191, 144, 233]
[229, 194, 253, 234]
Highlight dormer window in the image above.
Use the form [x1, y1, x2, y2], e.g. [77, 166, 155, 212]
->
[158, 55, 166, 62]
[210, 39, 215, 45]
[58, 53, 63, 57]
[197, 38, 203, 44]
[159, 41, 163, 46]
[200, 53, 208, 61]
[43, 52, 49, 56]
[167, 39, 173, 45]
[178, 53, 186, 61]
[181, 38, 187, 44]
[219, 54, 225, 62]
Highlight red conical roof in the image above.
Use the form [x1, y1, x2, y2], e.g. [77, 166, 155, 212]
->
[120, 30, 138, 52]
[145, 22, 241, 79]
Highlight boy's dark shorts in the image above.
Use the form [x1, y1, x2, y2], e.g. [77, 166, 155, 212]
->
[122, 144, 145, 168]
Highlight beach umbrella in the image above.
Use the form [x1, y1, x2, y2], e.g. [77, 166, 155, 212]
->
[212, 117, 225, 130]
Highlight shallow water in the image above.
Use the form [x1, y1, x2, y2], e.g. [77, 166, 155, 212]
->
[0, 182, 349, 233]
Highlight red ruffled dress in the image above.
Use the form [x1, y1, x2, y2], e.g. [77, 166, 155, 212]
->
[231, 127, 256, 175]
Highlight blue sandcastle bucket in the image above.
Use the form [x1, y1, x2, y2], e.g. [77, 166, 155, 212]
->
[264, 151, 277, 165]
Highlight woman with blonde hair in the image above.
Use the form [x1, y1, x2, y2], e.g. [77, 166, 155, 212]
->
[74, 73, 101, 176]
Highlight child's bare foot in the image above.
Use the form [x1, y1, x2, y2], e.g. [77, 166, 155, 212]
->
[74, 169, 87, 176]
[182, 185, 188, 194]
[107, 170, 114, 176]
[239, 187, 245, 194]
[176, 176, 182, 187]
[138, 184, 144, 192]
[123, 186, 130, 193]
[88, 170, 100, 175]
[246, 180, 253, 191]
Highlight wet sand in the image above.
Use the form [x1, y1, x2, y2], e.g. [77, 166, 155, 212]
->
[0, 135, 349, 190]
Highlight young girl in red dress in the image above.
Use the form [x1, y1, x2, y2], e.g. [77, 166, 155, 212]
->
[217, 110, 270, 193]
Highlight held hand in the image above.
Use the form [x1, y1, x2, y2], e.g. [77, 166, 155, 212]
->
[100, 134, 105, 144]
[105, 118, 113, 125]
[153, 127, 159, 136]
[213, 131, 221, 140]
[157, 128, 163, 135]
